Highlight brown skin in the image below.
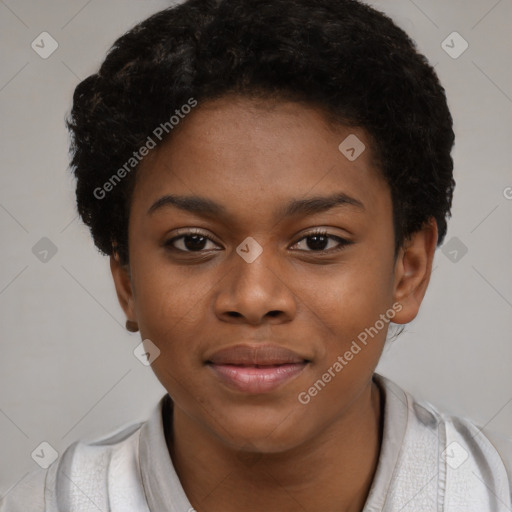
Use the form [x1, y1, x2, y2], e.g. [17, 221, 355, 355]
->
[111, 95, 437, 512]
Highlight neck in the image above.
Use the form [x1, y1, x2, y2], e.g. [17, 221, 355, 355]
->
[166, 379, 383, 512]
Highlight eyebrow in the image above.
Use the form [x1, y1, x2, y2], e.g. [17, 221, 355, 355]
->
[147, 192, 365, 219]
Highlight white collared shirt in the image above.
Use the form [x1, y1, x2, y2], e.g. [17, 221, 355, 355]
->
[2, 373, 511, 511]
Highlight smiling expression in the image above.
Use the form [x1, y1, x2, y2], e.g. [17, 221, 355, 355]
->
[110, 94, 434, 453]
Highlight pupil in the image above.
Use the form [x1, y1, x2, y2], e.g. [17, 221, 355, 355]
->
[308, 235, 328, 251]
[182, 235, 329, 251]
[185, 235, 207, 251]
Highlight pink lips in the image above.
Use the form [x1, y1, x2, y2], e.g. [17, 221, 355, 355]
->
[206, 344, 309, 394]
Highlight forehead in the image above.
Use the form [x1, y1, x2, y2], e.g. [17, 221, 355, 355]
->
[131, 96, 390, 225]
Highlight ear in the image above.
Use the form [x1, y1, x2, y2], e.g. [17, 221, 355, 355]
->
[110, 252, 137, 323]
[391, 218, 438, 324]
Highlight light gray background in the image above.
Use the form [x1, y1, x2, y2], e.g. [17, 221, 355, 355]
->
[1, 0, 511, 496]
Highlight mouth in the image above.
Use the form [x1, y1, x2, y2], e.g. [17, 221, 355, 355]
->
[205, 344, 311, 394]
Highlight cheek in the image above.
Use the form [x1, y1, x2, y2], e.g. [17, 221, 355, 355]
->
[302, 258, 394, 341]
[133, 271, 209, 402]
[131, 259, 210, 358]
[295, 269, 391, 415]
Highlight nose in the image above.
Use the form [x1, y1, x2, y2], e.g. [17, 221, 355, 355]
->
[213, 243, 297, 325]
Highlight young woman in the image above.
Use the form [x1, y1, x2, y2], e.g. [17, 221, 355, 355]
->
[2, 0, 511, 510]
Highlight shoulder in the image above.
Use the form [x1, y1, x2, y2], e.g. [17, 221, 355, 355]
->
[440, 410, 512, 509]
[0, 468, 47, 512]
[412, 391, 512, 507]
[0, 420, 145, 512]
[407, 386, 512, 489]
[374, 373, 512, 510]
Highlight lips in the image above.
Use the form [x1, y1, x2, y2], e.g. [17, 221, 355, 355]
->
[207, 344, 308, 366]
[206, 344, 310, 394]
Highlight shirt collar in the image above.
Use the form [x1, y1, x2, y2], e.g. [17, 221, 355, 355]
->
[362, 373, 409, 511]
[139, 394, 194, 511]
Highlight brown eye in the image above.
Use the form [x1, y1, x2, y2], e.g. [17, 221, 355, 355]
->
[291, 230, 352, 253]
[164, 231, 220, 253]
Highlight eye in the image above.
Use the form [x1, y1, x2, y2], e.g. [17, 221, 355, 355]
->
[291, 229, 352, 253]
[163, 229, 221, 253]
[163, 228, 352, 255]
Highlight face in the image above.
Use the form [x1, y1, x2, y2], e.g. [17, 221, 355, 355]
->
[111, 95, 436, 453]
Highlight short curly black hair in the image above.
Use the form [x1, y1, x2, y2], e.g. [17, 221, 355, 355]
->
[66, 0, 455, 266]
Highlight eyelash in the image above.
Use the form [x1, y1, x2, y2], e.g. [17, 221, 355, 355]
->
[163, 228, 352, 255]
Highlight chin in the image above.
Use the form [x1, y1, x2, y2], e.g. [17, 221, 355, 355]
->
[211, 406, 312, 454]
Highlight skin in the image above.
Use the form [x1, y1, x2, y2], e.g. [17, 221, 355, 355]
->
[111, 95, 437, 512]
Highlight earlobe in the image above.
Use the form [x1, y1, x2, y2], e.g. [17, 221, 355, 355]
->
[110, 252, 137, 324]
[392, 219, 438, 324]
